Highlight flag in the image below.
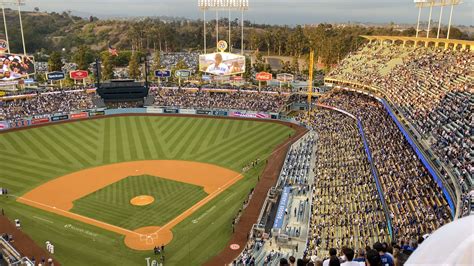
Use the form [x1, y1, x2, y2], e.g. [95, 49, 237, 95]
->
[108, 44, 118, 56]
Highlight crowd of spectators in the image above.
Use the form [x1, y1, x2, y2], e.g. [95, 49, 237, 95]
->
[151, 88, 288, 112]
[158, 52, 199, 71]
[1, 90, 97, 121]
[306, 108, 389, 257]
[319, 90, 452, 242]
[328, 43, 472, 217]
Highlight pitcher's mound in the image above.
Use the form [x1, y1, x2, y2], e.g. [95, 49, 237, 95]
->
[130, 195, 154, 206]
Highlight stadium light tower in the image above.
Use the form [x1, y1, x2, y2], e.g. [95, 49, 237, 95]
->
[0, 0, 27, 55]
[414, 0, 463, 40]
[198, 0, 249, 54]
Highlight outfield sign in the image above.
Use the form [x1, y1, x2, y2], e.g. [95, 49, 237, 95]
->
[230, 112, 270, 119]
[175, 70, 191, 78]
[51, 115, 69, 122]
[70, 70, 89, 80]
[70, 112, 89, 119]
[276, 73, 294, 82]
[154, 70, 171, 78]
[47, 71, 65, 81]
[0, 121, 8, 130]
[256, 72, 272, 81]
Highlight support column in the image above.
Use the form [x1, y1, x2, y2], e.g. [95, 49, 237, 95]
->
[426, 2, 433, 38]
[1, 4, 9, 53]
[447, 4, 454, 39]
[203, 10, 206, 53]
[18, 2, 26, 55]
[437, 5, 444, 39]
[416, 6, 422, 38]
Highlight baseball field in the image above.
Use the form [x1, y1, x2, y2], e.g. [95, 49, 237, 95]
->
[0, 115, 295, 265]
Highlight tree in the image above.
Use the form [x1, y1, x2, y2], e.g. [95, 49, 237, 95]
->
[48, 51, 63, 72]
[101, 52, 114, 81]
[73, 45, 94, 70]
[128, 53, 141, 80]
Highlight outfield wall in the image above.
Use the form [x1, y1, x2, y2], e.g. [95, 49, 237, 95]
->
[0, 107, 294, 132]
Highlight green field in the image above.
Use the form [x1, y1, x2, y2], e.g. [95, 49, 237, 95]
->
[0, 116, 294, 265]
[72, 175, 208, 229]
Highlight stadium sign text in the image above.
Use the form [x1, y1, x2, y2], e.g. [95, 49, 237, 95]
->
[154, 70, 171, 78]
[69, 70, 89, 80]
[47, 71, 65, 81]
[256, 72, 273, 81]
[175, 70, 191, 78]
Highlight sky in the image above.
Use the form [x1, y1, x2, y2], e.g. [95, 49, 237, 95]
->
[22, 0, 473, 26]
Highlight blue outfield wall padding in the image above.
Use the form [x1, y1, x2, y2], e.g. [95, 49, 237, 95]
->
[381, 100, 455, 219]
[357, 118, 393, 239]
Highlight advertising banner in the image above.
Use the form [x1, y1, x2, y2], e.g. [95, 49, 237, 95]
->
[89, 110, 105, 117]
[70, 70, 89, 80]
[230, 112, 270, 119]
[0, 53, 35, 81]
[212, 110, 228, 116]
[199, 52, 245, 76]
[47, 71, 66, 81]
[175, 70, 191, 78]
[179, 109, 196, 115]
[0, 121, 9, 130]
[31, 118, 50, 125]
[70, 112, 88, 119]
[256, 72, 273, 81]
[196, 110, 212, 115]
[154, 70, 171, 78]
[51, 115, 69, 122]
[146, 107, 163, 114]
[163, 108, 179, 114]
[276, 73, 294, 82]
[273, 186, 291, 229]
[9, 120, 29, 128]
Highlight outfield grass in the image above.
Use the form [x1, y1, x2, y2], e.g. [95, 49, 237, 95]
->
[0, 116, 294, 265]
[72, 175, 208, 229]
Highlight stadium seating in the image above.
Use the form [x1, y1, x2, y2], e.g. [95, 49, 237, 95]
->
[328, 43, 473, 217]
[307, 108, 389, 256]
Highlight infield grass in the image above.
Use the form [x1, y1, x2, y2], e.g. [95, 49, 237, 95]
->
[0, 116, 294, 265]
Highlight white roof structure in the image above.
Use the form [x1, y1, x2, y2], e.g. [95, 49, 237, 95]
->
[405, 215, 474, 266]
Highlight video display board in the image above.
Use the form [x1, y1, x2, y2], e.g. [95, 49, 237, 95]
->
[199, 52, 245, 76]
[0, 53, 35, 81]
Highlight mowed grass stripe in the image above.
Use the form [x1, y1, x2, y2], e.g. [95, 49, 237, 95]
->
[2, 132, 35, 157]
[160, 116, 188, 140]
[62, 122, 98, 148]
[33, 127, 78, 166]
[166, 118, 199, 155]
[102, 117, 112, 164]
[69, 120, 98, 138]
[0, 151, 75, 171]
[168, 118, 200, 158]
[51, 125, 97, 163]
[194, 122, 276, 161]
[0, 156, 66, 176]
[128, 117, 144, 159]
[119, 117, 133, 162]
[15, 131, 49, 159]
[115, 117, 125, 162]
[132, 117, 151, 158]
[186, 118, 214, 155]
[198, 122, 279, 165]
[26, 129, 73, 165]
[221, 126, 291, 168]
[41, 126, 94, 167]
[141, 117, 167, 158]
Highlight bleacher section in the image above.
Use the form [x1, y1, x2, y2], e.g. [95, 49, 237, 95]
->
[307, 108, 389, 256]
[327, 42, 473, 217]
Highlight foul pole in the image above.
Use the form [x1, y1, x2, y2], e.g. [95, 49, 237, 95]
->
[307, 50, 314, 113]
